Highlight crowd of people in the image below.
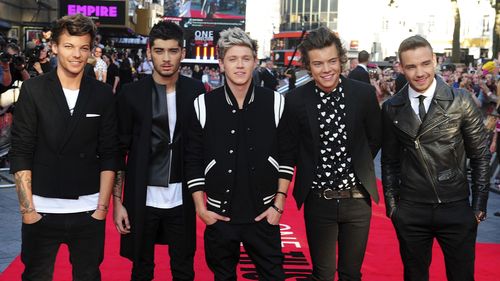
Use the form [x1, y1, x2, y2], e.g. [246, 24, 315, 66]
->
[0, 12, 497, 281]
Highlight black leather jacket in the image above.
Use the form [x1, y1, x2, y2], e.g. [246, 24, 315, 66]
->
[381, 77, 490, 217]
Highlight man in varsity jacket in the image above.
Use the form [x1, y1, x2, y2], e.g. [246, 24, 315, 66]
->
[185, 28, 288, 280]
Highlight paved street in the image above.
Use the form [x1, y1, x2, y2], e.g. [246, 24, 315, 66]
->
[1, 155, 500, 273]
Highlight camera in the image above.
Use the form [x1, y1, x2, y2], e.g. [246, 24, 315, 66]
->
[11, 54, 26, 68]
[25, 45, 44, 64]
[0, 51, 12, 63]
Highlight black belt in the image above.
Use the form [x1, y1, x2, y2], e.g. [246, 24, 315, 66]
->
[313, 187, 367, 200]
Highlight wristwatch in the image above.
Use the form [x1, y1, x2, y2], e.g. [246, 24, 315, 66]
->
[475, 211, 487, 221]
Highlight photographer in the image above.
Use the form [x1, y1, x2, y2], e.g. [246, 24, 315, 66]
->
[26, 44, 53, 77]
[0, 43, 29, 94]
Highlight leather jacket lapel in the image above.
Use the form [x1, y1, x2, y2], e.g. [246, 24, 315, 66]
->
[418, 78, 453, 135]
[391, 87, 420, 139]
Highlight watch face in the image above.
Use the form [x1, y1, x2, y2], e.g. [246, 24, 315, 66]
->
[475, 211, 486, 221]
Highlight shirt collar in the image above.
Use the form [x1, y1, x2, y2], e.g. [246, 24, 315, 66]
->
[224, 83, 255, 107]
[358, 63, 368, 72]
[316, 77, 343, 98]
[408, 78, 437, 100]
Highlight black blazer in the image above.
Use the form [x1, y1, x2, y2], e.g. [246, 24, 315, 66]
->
[10, 70, 119, 199]
[261, 68, 279, 90]
[348, 65, 370, 85]
[278, 77, 382, 208]
[116, 74, 205, 261]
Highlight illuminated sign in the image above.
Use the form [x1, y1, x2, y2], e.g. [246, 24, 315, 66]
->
[59, 0, 126, 26]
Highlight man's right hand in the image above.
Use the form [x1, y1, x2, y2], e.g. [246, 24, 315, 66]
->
[22, 211, 42, 224]
[196, 208, 230, 226]
[113, 203, 131, 234]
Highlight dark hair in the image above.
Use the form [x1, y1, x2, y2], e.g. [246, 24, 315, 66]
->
[149, 21, 184, 48]
[299, 26, 347, 71]
[398, 35, 433, 63]
[358, 50, 369, 63]
[51, 14, 96, 45]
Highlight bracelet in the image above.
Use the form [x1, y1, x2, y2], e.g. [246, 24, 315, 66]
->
[271, 204, 283, 214]
[275, 191, 287, 198]
[96, 204, 108, 212]
[20, 207, 35, 215]
[112, 194, 122, 199]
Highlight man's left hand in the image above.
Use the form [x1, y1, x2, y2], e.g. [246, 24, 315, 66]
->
[254, 207, 282, 225]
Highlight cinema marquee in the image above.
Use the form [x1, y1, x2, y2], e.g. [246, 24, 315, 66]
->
[59, 0, 126, 26]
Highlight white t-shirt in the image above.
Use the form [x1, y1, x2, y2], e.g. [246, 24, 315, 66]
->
[146, 91, 183, 209]
[33, 88, 99, 213]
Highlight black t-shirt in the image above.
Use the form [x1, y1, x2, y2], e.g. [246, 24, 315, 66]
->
[84, 64, 96, 79]
[229, 87, 257, 223]
[40, 61, 52, 74]
[106, 63, 119, 87]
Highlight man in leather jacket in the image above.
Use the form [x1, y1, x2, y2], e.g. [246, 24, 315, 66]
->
[381, 35, 490, 281]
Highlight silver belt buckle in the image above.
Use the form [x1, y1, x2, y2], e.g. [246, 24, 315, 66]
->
[323, 188, 334, 200]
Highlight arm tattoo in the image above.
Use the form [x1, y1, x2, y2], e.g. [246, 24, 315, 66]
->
[113, 170, 125, 197]
[14, 172, 32, 210]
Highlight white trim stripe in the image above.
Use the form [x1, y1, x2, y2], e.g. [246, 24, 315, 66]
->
[188, 182, 205, 189]
[279, 165, 294, 172]
[263, 194, 276, 201]
[207, 200, 221, 208]
[279, 169, 295, 175]
[187, 178, 204, 185]
[224, 87, 233, 106]
[207, 197, 222, 204]
[273, 91, 284, 127]
[249, 87, 255, 104]
[204, 159, 216, 175]
[279, 165, 294, 176]
[194, 94, 207, 128]
[268, 156, 279, 172]
[263, 197, 275, 205]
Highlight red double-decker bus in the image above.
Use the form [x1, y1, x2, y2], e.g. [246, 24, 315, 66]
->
[270, 31, 306, 67]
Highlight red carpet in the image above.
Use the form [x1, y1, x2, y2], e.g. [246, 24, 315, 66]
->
[1, 181, 499, 280]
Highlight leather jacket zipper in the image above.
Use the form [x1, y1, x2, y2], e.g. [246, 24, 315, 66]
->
[414, 119, 447, 204]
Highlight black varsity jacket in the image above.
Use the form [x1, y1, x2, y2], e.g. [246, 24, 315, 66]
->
[184, 85, 292, 216]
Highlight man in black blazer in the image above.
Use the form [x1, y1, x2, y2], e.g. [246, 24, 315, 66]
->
[261, 58, 279, 90]
[348, 50, 371, 84]
[10, 14, 119, 280]
[114, 21, 205, 281]
[278, 27, 381, 281]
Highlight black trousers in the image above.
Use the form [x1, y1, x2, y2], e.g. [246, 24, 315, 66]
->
[304, 195, 372, 281]
[21, 211, 105, 281]
[131, 205, 194, 281]
[392, 199, 478, 281]
[204, 220, 285, 281]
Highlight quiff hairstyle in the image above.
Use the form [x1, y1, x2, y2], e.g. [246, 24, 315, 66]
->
[398, 35, 433, 64]
[51, 14, 96, 45]
[217, 28, 258, 59]
[298, 26, 347, 71]
[149, 20, 184, 48]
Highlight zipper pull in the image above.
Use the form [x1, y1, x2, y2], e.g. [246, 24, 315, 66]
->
[414, 139, 420, 149]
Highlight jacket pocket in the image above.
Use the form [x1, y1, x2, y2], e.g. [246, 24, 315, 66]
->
[267, 156, 279, 172]
[204, 159, 216, 175]
[437, 168, 459, 182]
